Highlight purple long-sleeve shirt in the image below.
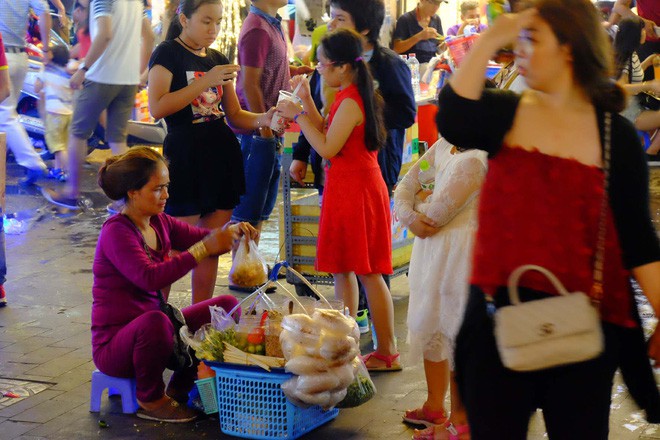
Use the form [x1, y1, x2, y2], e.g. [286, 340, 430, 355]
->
[91, 213, 209, 351]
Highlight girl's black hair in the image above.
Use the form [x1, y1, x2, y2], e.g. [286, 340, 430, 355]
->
[320, 29, 386, 151]
[50, 44, 70, 67]
[166, 0, 221, 41]
[613, 17, 645, 79]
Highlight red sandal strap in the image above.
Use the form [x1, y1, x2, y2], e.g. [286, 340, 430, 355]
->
[364, 351, 400, 368]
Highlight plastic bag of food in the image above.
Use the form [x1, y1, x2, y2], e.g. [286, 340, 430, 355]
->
[319, 333, 359, 364]
[182, 324, 238, 362]
[210, 304, 239, 330]
[265, 310, 284, 357]
[281, 376, 348, 411]
[285, 354, 332, 375]
[336, 357, 377, 408]
[281, 313, 320, 336]
[313, 309, 355, 335]
[228, 236, 268, 288]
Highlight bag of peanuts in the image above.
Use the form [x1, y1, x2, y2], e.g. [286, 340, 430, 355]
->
[229, 236, 268, 289]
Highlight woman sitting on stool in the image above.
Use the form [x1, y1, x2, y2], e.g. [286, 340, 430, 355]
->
[92, 147, 257, 423]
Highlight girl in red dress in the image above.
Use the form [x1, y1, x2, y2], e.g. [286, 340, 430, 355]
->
[277, 28, 401, 371]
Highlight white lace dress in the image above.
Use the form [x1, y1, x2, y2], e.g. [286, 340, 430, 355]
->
[394, 138, 487, 367]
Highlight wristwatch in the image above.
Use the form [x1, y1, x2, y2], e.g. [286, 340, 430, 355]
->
[79, 62, 89, 72]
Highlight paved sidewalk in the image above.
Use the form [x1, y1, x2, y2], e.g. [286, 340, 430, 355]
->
[0, 155, 659, 439]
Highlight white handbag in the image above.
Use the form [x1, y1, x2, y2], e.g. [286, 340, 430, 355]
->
[493, 265, 603, 371]
[491, 113, 612, 372]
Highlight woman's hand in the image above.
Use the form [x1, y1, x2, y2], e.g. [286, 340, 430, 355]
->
[205, 64, 241, 88]
[202, 222, 259, 256]
[408, 214, 441, 238]
[484, 9, 537, 49]
[290, 74, 312, 101]
[276, 99, 304, 121]
[226, 221, 259, 242]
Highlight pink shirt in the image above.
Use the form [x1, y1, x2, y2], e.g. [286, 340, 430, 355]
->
[75, 29, 91, 59]
[91, 213, 208, 350]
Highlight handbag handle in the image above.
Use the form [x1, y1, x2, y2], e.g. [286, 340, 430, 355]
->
[590, 112, 611, 305]
[507, 264, 572, 305]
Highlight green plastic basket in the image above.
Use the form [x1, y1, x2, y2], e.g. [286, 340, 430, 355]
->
[195, 377, 218, 414]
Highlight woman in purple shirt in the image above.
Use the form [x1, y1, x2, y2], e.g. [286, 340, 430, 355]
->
[92, 147, 257, 423]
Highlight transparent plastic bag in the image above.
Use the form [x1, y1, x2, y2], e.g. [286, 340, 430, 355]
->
[228, 236, 268, 287]
[181, 323, 238, 362]
[210, 305, 237, 331]
[336, 357, 377, 408]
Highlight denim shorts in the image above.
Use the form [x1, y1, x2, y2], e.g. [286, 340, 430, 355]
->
[231, 134, 282, 225]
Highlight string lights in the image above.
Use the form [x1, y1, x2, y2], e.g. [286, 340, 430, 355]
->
[212, 0, 247, 62]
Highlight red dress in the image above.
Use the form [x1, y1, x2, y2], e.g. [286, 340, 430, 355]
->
[315, 84, 393, 275]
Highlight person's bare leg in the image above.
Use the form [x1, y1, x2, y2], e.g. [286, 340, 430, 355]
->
[448, 371, 469, 425]
[109, 141, 128, 156]
[64, 134, 87, 198]
[333, 272, 359, 317]
[54, 149, 68, 171]
[179, 210, 232, 304]
[358, 273, 397, 359]
[423, 359, 450, 414]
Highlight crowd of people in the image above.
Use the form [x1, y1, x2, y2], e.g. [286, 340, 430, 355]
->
[0, 0, 659, 438]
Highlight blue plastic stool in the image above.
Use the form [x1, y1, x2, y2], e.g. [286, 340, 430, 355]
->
[89, 369, 139, 414]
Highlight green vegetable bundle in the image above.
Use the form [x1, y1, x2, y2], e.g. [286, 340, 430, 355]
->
[336, 374, 376, 408]
[195, 327, 237, 362]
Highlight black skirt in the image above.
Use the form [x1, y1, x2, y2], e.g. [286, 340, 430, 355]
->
[163, 118, 245, 217]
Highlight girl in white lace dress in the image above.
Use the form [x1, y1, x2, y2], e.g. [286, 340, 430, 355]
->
[394, 138, 487, 440]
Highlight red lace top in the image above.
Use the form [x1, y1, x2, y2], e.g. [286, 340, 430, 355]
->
[471, 146, 635, 327]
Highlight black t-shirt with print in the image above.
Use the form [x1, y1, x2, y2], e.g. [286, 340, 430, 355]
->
[149, 40, 230, 128]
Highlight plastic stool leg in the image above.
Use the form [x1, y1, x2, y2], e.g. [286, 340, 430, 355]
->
[120, 380, 139, 414]
[89, 372, 104, 412]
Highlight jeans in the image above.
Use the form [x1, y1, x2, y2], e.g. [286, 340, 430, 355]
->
[231, 134, 282, 225]
[0, 52, 46, 171]
[92, 295, 239, 402]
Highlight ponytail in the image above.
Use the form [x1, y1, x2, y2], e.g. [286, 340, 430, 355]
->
[354, 60, 386, 151]
[166, 14, 183, 40]
[320, 28, 387, 151]
[590, 80, 626, 114]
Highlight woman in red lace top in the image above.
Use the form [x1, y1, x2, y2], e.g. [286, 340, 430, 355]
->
[436, 0, 660, 438]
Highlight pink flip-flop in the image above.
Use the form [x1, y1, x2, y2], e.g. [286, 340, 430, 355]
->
[362, 352, 403, 371]
[403, 405, 448, 427]
[412, 422, 470, 440]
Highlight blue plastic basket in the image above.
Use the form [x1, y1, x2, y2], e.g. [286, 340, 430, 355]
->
[208, 362, 339, 440]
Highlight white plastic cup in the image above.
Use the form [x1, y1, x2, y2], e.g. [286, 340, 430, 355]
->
[270, 90, 302, 135]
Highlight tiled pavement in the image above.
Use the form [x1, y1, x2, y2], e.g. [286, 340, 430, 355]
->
[0, 153, 659, 439]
